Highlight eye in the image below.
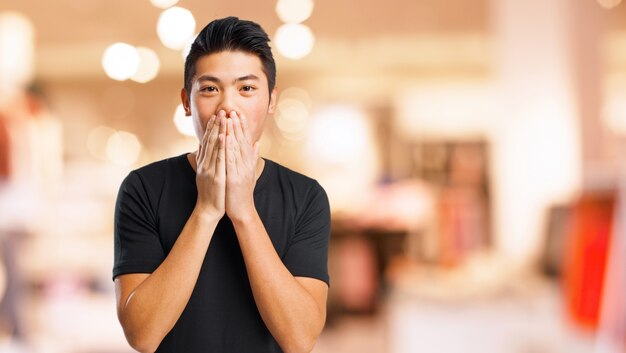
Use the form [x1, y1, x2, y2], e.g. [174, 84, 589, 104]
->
[200, 86, 218, 93]
[241, 85, 255, 92]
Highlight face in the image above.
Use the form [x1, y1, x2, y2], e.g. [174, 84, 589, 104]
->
[181, 50, 277, 143]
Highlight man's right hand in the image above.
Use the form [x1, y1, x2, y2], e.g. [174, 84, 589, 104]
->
[195, 112, 227, 217]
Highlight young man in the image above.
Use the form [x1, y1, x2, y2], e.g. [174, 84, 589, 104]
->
[113, 17, 330, 353]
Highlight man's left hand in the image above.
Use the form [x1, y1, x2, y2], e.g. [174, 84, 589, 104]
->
[225, 110, 260, 223]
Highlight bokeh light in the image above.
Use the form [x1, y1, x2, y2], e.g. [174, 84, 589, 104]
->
[275, 98, 309, 138]
[307, 105, 369, 165]
[130, 47, 160, 83]
[596, 0, 622, 9]
[157, 7, 196, 50]
[87, 126, 116, 161]
[274, 23, 314, 59]
[173, 103, 195, 137]
[181, 34, 197, 61]
[279, 87, 312, 110]
[275, 0, 314, 23]
[105, 131, 142, 166]
[102, 42, 139, 81]
[0, 11, 34, 103]
[150, 0, 179, 9]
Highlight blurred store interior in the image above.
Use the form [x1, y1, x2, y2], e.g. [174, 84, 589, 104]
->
[0, 0, 625, 352]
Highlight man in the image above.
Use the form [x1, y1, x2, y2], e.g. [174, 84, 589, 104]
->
[113, 17, 330, 353]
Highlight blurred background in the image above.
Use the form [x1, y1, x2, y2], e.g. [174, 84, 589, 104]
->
[0, 0, 625, 352]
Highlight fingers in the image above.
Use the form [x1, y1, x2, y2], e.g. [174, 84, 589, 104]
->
[219, 110, 259, 178]
[229, 111, 247, 149]
[197, 115, 216, 167]
[226, 133, 238, 177]
[207, 114, 224, 169]
[236, 111, 252, 144]
[215, 129, 226, 180]
[226, 117, 242, 176]
[211, 113, 226, 175]
[226, 117, 242, 158]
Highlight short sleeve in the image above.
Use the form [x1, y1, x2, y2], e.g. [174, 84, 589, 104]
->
[282, 181, 331, 286]
[112, 171, 165, 281]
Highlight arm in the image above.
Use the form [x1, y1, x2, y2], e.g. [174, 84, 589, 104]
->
[115, 114, 227, 353]
[224, 113, 328, 353]
[232, 214, 328, 353]
[115, 210, 221, 352]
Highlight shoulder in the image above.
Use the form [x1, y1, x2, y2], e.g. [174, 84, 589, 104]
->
[122, 153, 188, 186]
[132, 153, 187, 180]
[267, 158, 326, 196]
[118, 153, 190, 203]
[265, 159, 329, 213]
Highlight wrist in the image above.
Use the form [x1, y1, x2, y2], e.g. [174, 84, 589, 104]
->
[192, 205, 224, 224]
[228, 206, 258, 225]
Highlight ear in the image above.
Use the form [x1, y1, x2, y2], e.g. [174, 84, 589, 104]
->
[267, 87, 278, 114]
[180, 88, 192, 116]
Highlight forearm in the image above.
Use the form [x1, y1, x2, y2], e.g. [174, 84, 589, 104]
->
[232, 213, 325, 353]
[120, 208, 221, 351]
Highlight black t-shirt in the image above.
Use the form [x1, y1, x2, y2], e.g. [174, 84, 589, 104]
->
[112, 153, 330, 353]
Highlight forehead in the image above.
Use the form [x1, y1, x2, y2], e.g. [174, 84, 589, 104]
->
[193, 50, 267, 84]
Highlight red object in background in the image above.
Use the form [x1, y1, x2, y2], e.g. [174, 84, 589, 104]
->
[438, 187, 489, 267]
[562, 192, 615, 330]
[0, 115, 10, 181]
[334, 236, 379, 312]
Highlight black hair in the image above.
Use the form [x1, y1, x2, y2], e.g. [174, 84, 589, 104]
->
[183, 16, 276, 96]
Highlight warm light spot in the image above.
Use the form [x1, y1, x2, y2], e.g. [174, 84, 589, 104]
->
[276, 98, 309, 138]
[106, 131, 142, 166]
[279, 87, 312, 110]
[275, 0, 314, 23]
[157, 7, 196, 50]
[150, 0, 179, 9]
[307, 106, 369, 165]
[173, 104, 195, 137]
[87, 126, 116, 161]
[131, 47, 160, 83]
[274, 23, 314, 59]
[102, 43, 139, 81]
[0, 11, 34, 103]
[597, 0, 622, 9]
[305, 105, 379, 213]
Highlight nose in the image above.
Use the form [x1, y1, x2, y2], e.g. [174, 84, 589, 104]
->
[216, 89, 237, 116]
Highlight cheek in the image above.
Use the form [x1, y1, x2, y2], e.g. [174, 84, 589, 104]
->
[190, 98, 217, 138]
[191, 112, 212, 142]
[247, 106, 269, 140]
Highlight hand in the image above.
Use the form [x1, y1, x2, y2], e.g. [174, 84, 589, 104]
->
[195, 112, 227, 218]
[225, 110, 260, 222]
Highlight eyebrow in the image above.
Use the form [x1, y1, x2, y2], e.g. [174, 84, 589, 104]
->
[196, 74, 260, 85]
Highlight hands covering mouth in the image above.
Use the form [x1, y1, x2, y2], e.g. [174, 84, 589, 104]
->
[194, 109, 261, 222]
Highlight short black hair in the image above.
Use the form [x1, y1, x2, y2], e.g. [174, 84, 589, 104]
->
[184, 16, 276, 96]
